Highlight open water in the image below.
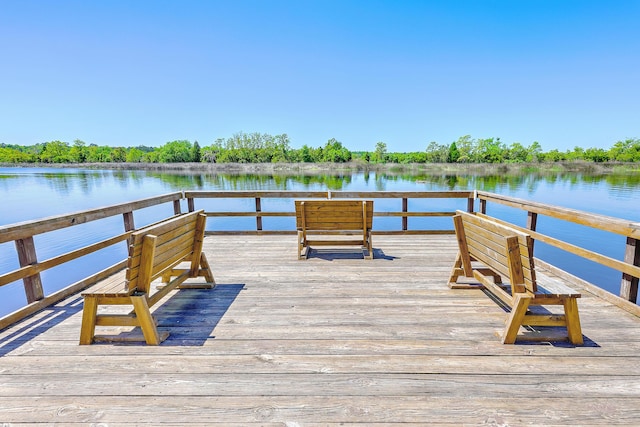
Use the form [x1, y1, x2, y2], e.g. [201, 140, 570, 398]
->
[1, 166, 640, 317]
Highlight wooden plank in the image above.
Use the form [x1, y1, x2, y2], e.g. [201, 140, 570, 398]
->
[78, 210, 211, 345]
[3, 234, 640, 424]
[4, 373, 640, 399]
[0, 192, 183, 243]
[2, 396, 640, 424]
[477, 191, 640, 239]
[452, 211, 582, 343]
[296, 200, 373, 259]
[476, 211, 640, 279]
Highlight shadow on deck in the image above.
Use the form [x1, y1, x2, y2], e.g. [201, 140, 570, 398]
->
[1, 235, 640, 425]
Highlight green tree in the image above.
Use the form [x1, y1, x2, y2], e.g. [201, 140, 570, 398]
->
[158, 140, 193, 162]
[126, 148, 146, 162]
[192, 140, 202, 163]
[609, 138, 640, 162]
[0, 146, 35, 163]
[276, 134, 292, 162]
[447, 142, 460, 163]
[452, 135, 473, 162]
[298, 145, 314, 162]
[69, 139, 87, 163]
[374, 141, 387, 163]
[322, 138, 352, 162]
[540, 149, 566, 162]
[566, 146, 585, 161]
[85, 144, 113, 162]
[110, 147, 127, 162]
[425, 141, 448, 163]
[40, 140, 70, 163]
[527, 141, 542, 162]
[584, 147, 609, 162]
[476, 138, 505, 163]
[144, 150, 161, 163]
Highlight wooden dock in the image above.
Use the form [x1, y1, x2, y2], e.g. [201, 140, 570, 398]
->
[2, 234, 640, 425]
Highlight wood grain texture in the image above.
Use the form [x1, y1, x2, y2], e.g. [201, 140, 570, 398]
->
[2, 234, 640, 425]
[450, 211, 583, 344]
[79, 210, 213, 345]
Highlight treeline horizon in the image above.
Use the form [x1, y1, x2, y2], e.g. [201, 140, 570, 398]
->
[1, 133, 639, 164]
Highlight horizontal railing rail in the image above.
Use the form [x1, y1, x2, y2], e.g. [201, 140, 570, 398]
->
[0, 192, 184, 330]
[477, 191, 640, 303]
[183, 190, 475, 235]
[2, 189, 639, 331]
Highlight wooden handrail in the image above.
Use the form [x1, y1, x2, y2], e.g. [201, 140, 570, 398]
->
[476, 191, 640, 239]
[0, 232, 132, 287]
[184, 190, 475, 236]
[3, 189, 639, 331]
[477, 191, 640, 303]
[0, 192, 184, 329]
[0, 192, 184, 243]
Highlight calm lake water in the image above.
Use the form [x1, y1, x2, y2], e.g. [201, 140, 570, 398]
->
[1, 166, 640, 317]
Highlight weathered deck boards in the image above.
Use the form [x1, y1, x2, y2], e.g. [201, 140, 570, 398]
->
[2, 235, 640, 425]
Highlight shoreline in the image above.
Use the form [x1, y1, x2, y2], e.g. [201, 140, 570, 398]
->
[2, 161, 640, 175]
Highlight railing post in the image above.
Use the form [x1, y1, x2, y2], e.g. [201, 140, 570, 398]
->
[526, 211, 538, 231]
[620, 237, 640, 303]
[15, 237, 44, 303]
[123, 211, 136, 255]
[187, 197, 195, 212]
[402, 198, 408, 231]
[527, 211, 538, 252]
[173, 199, 182, 215]
[255, 197, 263, 231]
[467, 197, 474, 213]
[479, 199, 487, 214]
[123, 211, 135, 232]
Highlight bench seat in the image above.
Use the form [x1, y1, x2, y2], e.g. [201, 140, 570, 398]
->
[79, 210, 215, 345]
[295, 200, 373, 260]
[448, 210, 583, 345]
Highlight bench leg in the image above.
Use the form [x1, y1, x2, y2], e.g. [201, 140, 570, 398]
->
[563, 298, 583, 345]
[448, 254, 487, 290]
[297, 231, 309, 260]
[79, 296, 98, 345]
[131, 295, 162, 345]
[503, 294, 531, 344]
[447, 254, 463, 287]
[199, 252, 216, 284]
[365, 234, 373, 260]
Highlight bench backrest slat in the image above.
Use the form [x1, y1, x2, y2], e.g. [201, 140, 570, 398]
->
[295, 200, 374, 231]
[125, 210, 206, 293]
[454, 210, 537, 294]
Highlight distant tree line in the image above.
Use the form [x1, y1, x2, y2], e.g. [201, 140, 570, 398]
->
[1, 133, 639, 164]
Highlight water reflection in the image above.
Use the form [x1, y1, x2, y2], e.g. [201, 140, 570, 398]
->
[1, 166, 639, 314]
[144, 172, 357, 191]
[2, 167, 640, 220]
[143, 169, 640, 200]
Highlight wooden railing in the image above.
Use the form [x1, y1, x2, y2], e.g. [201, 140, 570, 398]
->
[2, 189, 640, 330]
[477, 191, 640, 303]
[183, 190, 476, 235]
[0, 192, 184, 329]
[0, 190, 474, 329]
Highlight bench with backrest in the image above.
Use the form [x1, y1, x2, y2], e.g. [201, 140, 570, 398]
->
[79, 210, 215, 345]
[295, 199, 374, 260]
[448, 210, 583, 345]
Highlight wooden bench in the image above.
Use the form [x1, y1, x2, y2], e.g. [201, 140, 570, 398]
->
[79, 210, 215, 345]
[448, 210, 583, 345]
[295, 200, 374, 260]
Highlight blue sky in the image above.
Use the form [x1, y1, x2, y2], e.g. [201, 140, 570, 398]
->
[1, 0, 638, 152]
